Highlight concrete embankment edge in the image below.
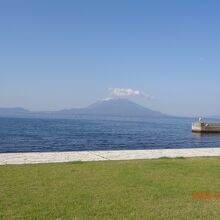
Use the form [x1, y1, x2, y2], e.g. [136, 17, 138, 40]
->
[1, 148, 220, 165]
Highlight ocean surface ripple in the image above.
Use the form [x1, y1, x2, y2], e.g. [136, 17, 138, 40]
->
[0, 116, 220, 153]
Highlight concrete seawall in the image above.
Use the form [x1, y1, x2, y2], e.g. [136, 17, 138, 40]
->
[192, 122, 220, 133]
[1, 148, 220, 165]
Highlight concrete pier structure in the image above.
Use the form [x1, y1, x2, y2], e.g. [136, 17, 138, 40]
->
[192, 122, 220, 133]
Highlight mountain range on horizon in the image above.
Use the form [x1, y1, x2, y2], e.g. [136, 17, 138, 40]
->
[0, 98, 168, 119]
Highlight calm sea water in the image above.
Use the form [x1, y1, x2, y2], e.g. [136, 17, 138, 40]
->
[0, 116, 220, 153]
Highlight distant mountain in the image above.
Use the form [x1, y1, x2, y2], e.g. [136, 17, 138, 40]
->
[56, 98, 166, 117]
[209, 115, 220, 119]
[0, 107, 31, 117]
[0, 99, 168, 118]
[85, 98, 166, 117]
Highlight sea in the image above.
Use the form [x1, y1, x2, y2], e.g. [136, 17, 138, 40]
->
[1, 116, 220, 153]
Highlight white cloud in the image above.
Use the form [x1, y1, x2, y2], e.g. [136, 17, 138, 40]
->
[109, 88, 140, 97]
[109, 88, 153, 100]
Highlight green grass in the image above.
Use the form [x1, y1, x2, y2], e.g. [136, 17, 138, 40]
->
[1, 157, 220, 219]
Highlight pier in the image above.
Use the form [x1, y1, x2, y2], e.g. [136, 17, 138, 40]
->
[192, 122, 220, 133]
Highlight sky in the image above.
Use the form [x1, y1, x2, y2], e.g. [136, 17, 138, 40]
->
[1, 0, 220, 117]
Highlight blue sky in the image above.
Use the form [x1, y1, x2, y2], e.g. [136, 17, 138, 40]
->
[1, 0, 220, 116]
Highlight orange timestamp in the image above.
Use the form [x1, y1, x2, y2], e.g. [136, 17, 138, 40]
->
[192, 192, 220, 200]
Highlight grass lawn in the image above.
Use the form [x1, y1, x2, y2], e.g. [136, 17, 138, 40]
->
[1, 157, 220, 219]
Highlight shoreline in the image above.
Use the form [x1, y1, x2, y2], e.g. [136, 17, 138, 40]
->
[1, 147, 220, 165]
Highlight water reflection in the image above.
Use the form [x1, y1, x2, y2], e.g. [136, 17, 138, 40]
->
[192, 132, 220, 139]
